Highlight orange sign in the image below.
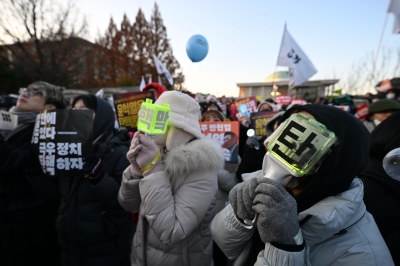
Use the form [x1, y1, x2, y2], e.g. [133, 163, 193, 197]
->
[199, 121, 240, 164]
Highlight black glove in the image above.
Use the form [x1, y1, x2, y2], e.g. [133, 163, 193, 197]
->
[229, 178, 258, 220]
[252, 178, 300, 245]
[246, 136, 260, 150]
[80, 154, 104, 179]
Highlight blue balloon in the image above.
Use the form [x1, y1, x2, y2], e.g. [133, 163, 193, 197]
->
[186, 35, 209, 63]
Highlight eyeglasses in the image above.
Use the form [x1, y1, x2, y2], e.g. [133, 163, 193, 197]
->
[19, 88, 42, 97]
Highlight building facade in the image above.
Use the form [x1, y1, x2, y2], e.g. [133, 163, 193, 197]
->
[237, 71, 339, 102]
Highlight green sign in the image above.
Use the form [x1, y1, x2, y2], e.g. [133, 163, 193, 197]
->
[137, 99, 170, 134]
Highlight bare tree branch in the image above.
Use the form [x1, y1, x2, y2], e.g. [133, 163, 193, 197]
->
[0, 0, 89, 91]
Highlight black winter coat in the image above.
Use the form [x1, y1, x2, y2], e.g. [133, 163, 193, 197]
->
[0, 123, 60, 266]
[28, 133, 131, 266]
[236, 136, 267, 181]
[359, 159, 400, 266]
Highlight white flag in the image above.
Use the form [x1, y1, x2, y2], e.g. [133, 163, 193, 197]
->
[388, 0, 400, 33]
[148, 75, 152, 84]
[153, 54, 174, 86]
[95, 89, 104, 98]
[139, 76, 146, 91]
[277, 27, 317, 86]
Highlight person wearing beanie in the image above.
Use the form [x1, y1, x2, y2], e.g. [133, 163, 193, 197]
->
[142, 82, 167, 100]
[118, 91, 225, 266]
[27, 94, 132, 265]
[201, 101, 224, 115]
[359, 111, 400, 265]
[211, 104, 394, 265]
[200, 110, 226, 122]
[0, 82, 68, 265]
[206, 94, 217, 103]
[363, 99, 400, 132]
[257, 102, 274, 112]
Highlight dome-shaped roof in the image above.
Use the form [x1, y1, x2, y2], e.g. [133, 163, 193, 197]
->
[264, 71, 289, 83]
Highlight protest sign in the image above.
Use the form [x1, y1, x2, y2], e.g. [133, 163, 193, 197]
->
[355, 104, 369, 121]
[291, 98, 307, 105]
[0, 110, 18, 130]
[31, 110, 93, 176]
[113, 91, 155, 131]
[275, 95, 292, 106]
[199, 121, 240, 164]
[250, 111, 278, 137]
[234, 96, 258, 116]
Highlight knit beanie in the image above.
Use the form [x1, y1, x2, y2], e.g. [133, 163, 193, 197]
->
[206, 94, 217, 102]
[155, 91, 203, 139]
[257, 102, 274, 112]
[368, 99, 400, 114]
[200, 110, 226, 122]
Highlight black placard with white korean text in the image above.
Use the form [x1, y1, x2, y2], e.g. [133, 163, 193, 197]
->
[31, 110, 93, 176]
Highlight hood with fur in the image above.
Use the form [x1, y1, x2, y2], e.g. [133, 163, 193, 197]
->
[164, 138, 224, 178]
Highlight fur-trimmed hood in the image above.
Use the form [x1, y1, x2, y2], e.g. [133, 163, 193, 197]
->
[164, 138, 224, 178]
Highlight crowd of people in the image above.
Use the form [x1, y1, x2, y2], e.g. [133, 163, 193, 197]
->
[0, 81, 399, 266]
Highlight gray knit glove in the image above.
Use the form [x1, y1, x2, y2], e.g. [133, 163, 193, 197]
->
[229, 178, 258, 220]
[252, 178, 300, 245]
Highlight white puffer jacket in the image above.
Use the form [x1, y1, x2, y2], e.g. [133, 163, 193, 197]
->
[119, 138, 224, 266]
[211, 177, 394, 266]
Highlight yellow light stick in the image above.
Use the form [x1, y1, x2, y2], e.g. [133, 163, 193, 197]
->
[137, 99, 170, 134]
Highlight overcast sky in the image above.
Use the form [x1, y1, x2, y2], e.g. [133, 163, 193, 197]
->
[73, 0, 399, 96]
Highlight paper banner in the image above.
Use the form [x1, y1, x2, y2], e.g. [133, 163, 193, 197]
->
[199, 121, 240, 164]
[113, 91, 155, 131]
[250, 111, 278, 137]
[31, 110, 93, 176]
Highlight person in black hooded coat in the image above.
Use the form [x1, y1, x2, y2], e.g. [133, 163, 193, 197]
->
[359, 111, 400, 265]
[28, 95, 131, 266]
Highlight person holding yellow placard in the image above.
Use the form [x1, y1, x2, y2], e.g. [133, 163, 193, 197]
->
[211, 104, 394, 266]
[118, 91, 225, 266]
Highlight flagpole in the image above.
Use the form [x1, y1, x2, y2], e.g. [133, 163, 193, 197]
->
[288, 68, 295, 99]
[371, 12, 389, 87]
[272, 24, 287, 99]
[371, 0, 393, 93]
